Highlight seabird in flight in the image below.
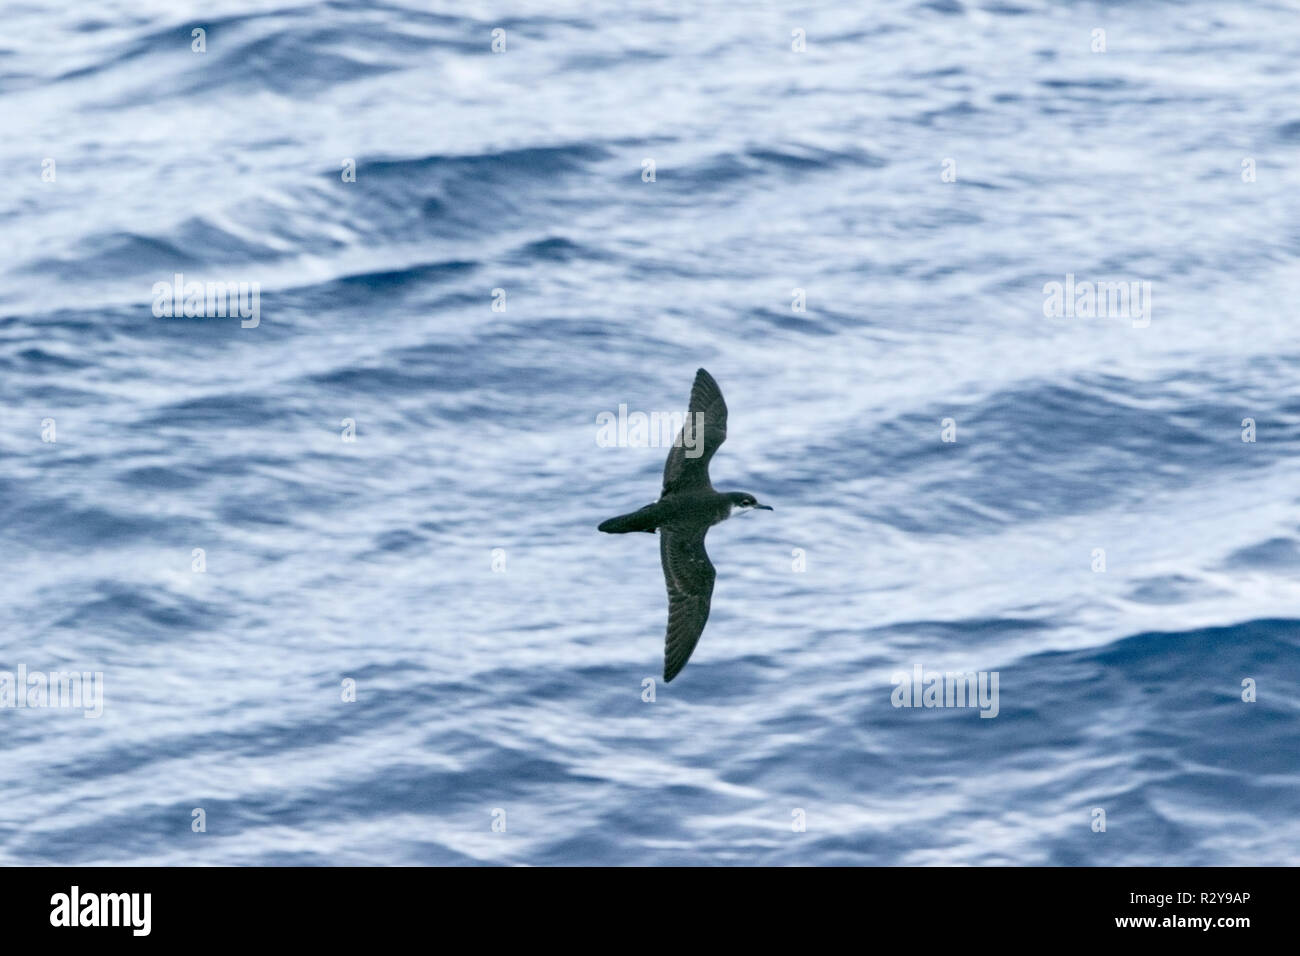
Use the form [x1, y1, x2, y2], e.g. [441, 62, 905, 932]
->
[598, 368, 772, 682]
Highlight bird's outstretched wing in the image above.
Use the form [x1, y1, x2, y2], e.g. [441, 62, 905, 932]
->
[661, 368, 727, 498]
[660, 527, 716, 682]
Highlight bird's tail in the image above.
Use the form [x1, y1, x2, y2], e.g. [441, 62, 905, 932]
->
[598, 505, 658, 534]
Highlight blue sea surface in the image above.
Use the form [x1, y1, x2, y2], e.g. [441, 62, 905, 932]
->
[1, 0, 1298, 865]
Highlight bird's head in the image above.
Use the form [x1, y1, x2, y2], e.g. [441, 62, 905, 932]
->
[727, 492, 773, 514]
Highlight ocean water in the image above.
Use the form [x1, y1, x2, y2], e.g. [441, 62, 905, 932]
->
[2, 0, 1298, 866]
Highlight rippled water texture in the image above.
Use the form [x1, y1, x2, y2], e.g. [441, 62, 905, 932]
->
[1, 0, 1298, 864]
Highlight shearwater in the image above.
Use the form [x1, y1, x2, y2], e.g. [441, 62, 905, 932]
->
[598, 368, 772, 682]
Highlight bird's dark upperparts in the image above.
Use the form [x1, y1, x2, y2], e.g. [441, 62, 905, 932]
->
[597, 368, 772, 682]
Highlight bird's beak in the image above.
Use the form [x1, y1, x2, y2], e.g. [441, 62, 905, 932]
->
[755, 504, 773, 510]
